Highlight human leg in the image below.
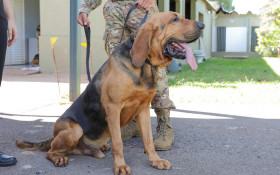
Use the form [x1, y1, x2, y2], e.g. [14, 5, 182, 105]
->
[151, 67, 175, 150]
[0, 20, 8, 86]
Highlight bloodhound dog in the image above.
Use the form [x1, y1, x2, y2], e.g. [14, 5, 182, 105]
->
[16, 11, 204, 175]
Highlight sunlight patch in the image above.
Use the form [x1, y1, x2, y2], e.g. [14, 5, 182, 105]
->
[264, 57, 280, 76]
[1, 116, 58, 122]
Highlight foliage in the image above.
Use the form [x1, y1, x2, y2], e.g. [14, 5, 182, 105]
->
[209, 0, 235, 11]
[255, 1, 280, 57]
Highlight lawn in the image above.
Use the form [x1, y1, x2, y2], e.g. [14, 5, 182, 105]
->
[168, 58, 280, 104]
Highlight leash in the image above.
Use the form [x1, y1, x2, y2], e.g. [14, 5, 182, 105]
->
[120, 3, 149, 43]
[84, 25, 91, 82]
[84, 3, 149, 82]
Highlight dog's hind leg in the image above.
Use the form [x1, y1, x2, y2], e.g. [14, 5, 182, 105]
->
[46, 122, 83, 167]
[71, 138, 105, 159]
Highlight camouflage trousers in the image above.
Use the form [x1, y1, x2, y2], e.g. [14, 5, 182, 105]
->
[103, 1, 175, 109]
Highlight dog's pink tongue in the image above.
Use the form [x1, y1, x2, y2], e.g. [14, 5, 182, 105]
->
[181, 43, 198, 71]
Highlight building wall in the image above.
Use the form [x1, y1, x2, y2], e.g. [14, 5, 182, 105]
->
[194, 0, 214, 58]
[39, 0, 215, 73]
[212, 12, 261, 57]
[215, 12, 261, 27]
[40, 0, 107, 73]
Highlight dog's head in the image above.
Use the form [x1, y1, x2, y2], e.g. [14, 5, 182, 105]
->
[130, 12, 204, 69]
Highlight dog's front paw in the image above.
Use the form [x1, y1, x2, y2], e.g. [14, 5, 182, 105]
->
[53, 155, 69, 167]
[114, 164, 131, 175]
[151, 159, 171, 170]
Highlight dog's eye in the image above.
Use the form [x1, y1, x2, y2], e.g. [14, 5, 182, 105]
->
[170, 16, 180, 23]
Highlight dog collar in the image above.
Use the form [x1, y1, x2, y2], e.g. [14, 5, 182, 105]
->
[145, 56, 154, 66]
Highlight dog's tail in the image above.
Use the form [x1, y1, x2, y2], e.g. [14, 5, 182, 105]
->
[16, 138, 53, 152]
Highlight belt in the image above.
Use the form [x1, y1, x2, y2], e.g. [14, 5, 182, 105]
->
[111, 0, 134, 2]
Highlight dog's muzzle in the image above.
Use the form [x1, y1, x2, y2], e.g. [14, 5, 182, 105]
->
[163, 41, 198, 71]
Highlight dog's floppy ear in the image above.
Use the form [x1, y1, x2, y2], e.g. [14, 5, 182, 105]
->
[130, 22, 154, 68]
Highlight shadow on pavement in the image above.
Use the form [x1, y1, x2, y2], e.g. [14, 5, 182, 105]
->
[1, 108, 280, 175]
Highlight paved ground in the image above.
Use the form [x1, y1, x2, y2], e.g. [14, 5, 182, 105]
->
[1, 66, 280, 175]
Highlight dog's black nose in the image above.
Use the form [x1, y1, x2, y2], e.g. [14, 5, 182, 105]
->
[197, 22, 205, 30]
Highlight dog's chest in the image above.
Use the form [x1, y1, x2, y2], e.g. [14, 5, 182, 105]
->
[120, 90, 155, 122]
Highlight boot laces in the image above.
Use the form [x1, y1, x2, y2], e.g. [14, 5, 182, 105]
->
[156, 117, 168, 139]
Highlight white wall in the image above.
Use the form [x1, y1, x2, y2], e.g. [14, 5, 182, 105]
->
[195, 0, 213, 58]
[39, 0, 107, 73]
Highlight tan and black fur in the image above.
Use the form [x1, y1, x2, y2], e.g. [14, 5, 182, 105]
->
[16, 12, 204, 175]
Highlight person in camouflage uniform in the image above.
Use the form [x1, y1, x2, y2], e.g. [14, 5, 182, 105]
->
[77, 0, 175, 150]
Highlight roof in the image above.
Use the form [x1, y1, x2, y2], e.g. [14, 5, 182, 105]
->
[202, 0, 217, 11]
[208, 1, 222, 11]
[208, 1, 232, 14]
[209, 1, 260, 15]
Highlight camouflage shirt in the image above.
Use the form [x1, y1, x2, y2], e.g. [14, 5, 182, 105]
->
[79, 0, 136, 14]
[79, 0, 103, 14]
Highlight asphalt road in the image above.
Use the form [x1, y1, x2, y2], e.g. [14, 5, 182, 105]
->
[1, 105, 280, 175]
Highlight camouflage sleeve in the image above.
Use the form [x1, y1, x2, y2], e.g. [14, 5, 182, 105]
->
[79, 0, 102, 15]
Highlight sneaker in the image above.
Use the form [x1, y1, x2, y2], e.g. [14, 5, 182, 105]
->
[0, 152, 17, 167]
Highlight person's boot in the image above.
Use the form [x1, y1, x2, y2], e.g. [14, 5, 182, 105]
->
[121, 119, 141, 141]
[0, 152, 17, 167]
[154, 108, 174, 151]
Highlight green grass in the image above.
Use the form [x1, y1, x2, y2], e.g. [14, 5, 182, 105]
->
[168, 58, 280, 88]
[168, 58, 280, 104]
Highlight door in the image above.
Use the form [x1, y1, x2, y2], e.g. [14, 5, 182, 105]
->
[5, 0, 25, 65]
[226, 27, 247, 52]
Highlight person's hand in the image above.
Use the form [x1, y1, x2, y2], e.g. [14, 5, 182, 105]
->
[7, 20, 17, 47]
[77, 12, 90, 27]
[136, 0, 155, 11]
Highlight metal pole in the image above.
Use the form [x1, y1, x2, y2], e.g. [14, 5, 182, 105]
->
[69, 0, 81, 101]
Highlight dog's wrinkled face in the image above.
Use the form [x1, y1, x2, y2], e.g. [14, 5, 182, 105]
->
[131, 12, 204, 69]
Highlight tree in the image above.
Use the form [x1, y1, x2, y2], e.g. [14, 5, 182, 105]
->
[209, 0, 235, 11]
[255, 0, 280, 57]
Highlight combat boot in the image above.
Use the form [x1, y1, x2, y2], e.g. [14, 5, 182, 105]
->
[121, 119, 141, 141]
[154, 109, 174, 151]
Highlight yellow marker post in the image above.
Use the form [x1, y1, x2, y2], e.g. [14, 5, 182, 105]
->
[50, 37, 60, 95]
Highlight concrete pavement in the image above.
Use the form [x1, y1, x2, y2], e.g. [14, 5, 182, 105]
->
[1, 67, 280, 175]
